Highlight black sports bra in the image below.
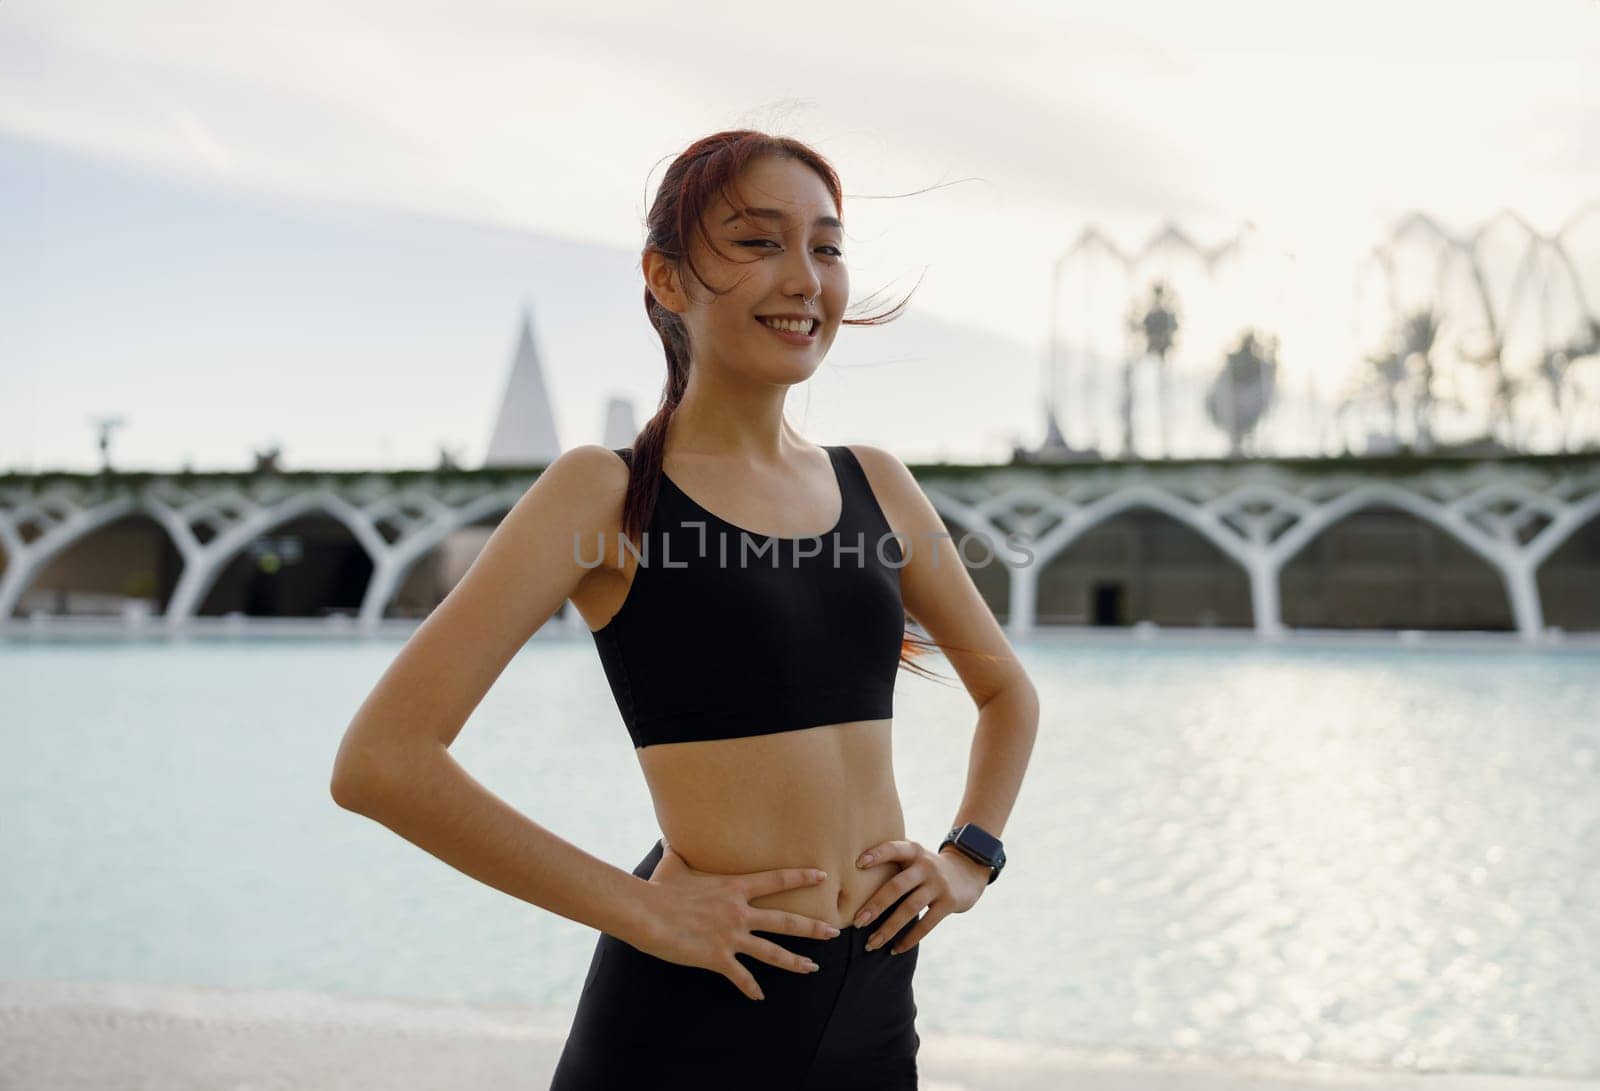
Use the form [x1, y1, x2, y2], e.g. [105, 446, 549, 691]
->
[590, 444, 906, 749]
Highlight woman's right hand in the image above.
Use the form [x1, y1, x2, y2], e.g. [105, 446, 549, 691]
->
[638, 838, 841, 1001]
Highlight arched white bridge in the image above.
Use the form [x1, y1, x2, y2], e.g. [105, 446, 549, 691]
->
[2, 456, 1597, 641]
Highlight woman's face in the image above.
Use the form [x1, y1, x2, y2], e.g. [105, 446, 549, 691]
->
[667, 155, 848, 385]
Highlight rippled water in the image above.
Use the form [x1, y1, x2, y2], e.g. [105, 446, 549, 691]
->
[2, 634, 1596, 1077]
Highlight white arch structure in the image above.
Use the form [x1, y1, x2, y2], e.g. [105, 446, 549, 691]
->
[0, 475, 525, 631]
[917, 457, 1600, 641]
[1, 458, 1597, 640]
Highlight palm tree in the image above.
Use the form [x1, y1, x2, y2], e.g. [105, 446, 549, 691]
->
[1460, 250, 1526, 448]
[1359, 308, 1461, 452]
[1545, 317, 1600, 450]
[1205, 328, 1279, 456]
[1126, 281, 1180, 458]
[1362, 343, 1408, 446]
[1399, 308, 1443, 450]
[1459, 334, 1526, 448]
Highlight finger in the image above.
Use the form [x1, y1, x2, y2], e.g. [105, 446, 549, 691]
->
[866, 893, 932, 952]
[739, 935, 821, 975]
[888, 904, 951, 955]
[722, 957, 765, 1002]
[749, 908, 842, 940]
[850, 875, 915, 928]
[744, 866, 828, 898]
[857, 839, 910, 869]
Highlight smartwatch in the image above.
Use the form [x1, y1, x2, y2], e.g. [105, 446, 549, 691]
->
[938, 822, 1005, 884]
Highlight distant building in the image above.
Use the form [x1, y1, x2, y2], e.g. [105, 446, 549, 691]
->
[603, 396, 637, 450]
[482, 309, 561, 468]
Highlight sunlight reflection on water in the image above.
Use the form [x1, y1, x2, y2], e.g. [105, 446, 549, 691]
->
[1, 635, 1596, 1077]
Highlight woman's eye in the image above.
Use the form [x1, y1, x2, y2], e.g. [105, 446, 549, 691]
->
[737, 240, 843, 258]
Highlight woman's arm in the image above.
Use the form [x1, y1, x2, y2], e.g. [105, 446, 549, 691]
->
[850, 444, 1040, 845]
[329, 444, 660, 948]
[805, 446, 1039, 958]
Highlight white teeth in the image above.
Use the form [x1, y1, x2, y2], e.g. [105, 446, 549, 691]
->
[760, 317, 815, 334]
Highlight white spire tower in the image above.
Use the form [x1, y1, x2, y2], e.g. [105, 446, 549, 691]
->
[483, 307, 561, 468]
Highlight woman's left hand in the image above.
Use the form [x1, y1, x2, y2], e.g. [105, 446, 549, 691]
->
[851, 838, 990, 955]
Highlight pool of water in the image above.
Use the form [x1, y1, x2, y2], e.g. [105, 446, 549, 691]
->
[2, 633, 1596, 1077]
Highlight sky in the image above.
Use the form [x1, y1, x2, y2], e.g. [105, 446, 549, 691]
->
[2, 0, 1596, 472]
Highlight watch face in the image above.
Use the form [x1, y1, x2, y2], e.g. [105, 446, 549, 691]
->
[958, 823, 1002, 863]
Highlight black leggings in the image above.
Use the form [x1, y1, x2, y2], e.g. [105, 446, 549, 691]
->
[549, 838, 922, 1090]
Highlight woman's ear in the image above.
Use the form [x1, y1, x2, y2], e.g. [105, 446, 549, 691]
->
[643, 250, 684, 315]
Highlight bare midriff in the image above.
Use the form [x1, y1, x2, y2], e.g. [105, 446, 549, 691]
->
[636, 718, 906, 932]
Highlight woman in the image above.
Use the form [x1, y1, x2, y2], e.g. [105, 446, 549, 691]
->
[329, 130, 1039, 1091]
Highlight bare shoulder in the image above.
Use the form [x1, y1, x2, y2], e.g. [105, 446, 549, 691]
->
[438, 438, 636, 630]
[447, 443, 633, 623]
[840, 442, 910, 489]
[493, 443, 630, 561]
[840, 441, 898, 472]
[531, 443, 630, 500]
[497, 444, 623, 529]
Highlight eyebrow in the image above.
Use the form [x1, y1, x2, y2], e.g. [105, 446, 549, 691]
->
[723, 207, 844, 231]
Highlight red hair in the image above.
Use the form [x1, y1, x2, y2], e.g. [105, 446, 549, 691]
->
[620, 128, 978, 680]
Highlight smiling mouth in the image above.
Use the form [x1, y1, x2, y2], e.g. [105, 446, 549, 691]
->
[756, 317, 818, 336]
